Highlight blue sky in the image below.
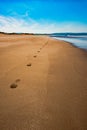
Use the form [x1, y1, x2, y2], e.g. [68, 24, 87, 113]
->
[0, 0, 87, 33]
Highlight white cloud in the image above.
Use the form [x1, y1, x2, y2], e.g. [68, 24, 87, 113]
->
[0, 15, 87, 33]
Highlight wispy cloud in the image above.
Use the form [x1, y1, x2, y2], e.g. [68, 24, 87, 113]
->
[0, 15, 87, 33]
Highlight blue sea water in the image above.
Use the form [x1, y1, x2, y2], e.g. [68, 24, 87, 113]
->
[52, 36, 87, 50]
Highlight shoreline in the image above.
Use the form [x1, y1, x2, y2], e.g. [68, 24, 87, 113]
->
[51, 36, 87, 51]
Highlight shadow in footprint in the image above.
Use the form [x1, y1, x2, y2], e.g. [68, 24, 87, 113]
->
[15, 79, 21, 83]
[27, 63, 32, 67]
[33, 55, 37, 58]
[10, 83, 18, 89]
[37, 51, 40, 53]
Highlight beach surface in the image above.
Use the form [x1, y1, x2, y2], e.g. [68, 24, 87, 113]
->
[0, 34, 87, 130]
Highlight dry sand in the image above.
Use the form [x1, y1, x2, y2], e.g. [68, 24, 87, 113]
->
[0, 34, 87, 130]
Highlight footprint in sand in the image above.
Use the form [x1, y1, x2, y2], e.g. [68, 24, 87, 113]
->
[27, 63, 32, 67]
[37, 51, 40, 53]
[15, 79, 21, 83]
[33, 55, 37, 58]
[10, 79, 21, 89]
[10, 83, 18, 89]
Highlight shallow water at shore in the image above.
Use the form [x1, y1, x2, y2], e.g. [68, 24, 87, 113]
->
[53, 37, 87, 50]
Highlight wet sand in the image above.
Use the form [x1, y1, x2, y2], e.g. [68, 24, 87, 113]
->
[0, 34, 87, 130]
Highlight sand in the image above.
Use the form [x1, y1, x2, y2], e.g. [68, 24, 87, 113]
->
[0, 34, 87, 130]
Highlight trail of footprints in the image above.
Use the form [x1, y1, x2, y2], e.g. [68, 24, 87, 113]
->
[10, 41, 48, 89]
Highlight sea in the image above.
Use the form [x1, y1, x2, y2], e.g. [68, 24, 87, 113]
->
[50, 33, 87, 50]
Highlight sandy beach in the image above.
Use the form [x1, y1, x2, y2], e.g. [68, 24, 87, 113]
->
[0, 34, 87, 130]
